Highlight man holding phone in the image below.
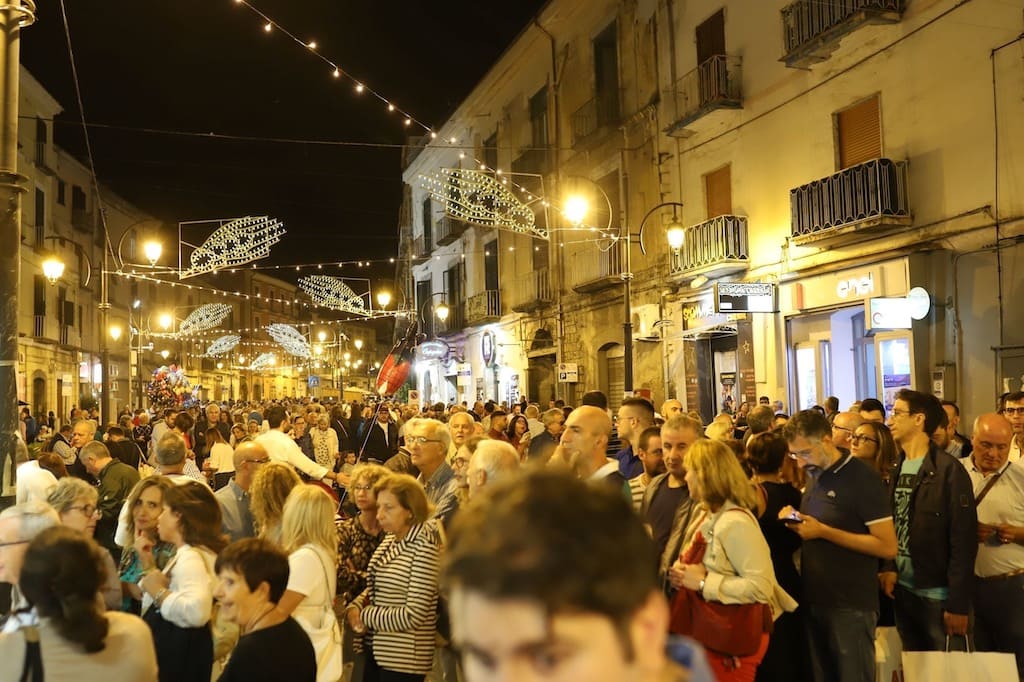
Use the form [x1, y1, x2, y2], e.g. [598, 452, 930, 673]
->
[781, 410, 897, 682]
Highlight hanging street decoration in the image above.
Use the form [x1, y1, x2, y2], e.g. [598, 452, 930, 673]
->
[298, 275, 369, 316]
[203, 334, 241, 357]
[179, 216, 285, 279]
[420, 169, 546, 239]
[176, 303, 233, 337]
[375, 320, 419, 396]
[147, 365, 196, 409]
[248, 352, 278, 370]
[267, 323, 312, 358]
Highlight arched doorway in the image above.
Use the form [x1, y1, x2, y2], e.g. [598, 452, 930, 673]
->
[32, 374, 46, 421]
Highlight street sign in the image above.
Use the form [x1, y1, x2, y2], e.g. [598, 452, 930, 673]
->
[307, 375, 320, 388]
[558, 363, 579, 383]
[714, 282, 777, 313]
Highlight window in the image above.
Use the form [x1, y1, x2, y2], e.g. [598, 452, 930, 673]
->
[529, 87, 548, 148]
[33, 275, 46, 316]
[482, 133, 498, 171]
[35, 118, 47, 166]
[836, 94, 881, 169]
[484, 239, 499, 292]
[696, 9, 726, 106]
[704, 165, 732, 218]
[421, 198, 433, 248]
[593, 23, 620, 125]
[57, 179, 66, 205]
[71, 185, 87, 211]
[34, 188, 45, 245]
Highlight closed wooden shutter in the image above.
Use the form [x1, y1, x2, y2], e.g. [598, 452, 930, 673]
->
[705, 164, 732, 218]
[837, 95, 881, 169]
[606, 345, 625, 412]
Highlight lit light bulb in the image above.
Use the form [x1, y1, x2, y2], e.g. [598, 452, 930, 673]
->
[333, 68, 340, 78]
[404, 118, 412, 126]
[387, 103, 395, 112]
[264, 22, 272, 32]
[308, 40, 317, 49]
[355, 83, 364, 93]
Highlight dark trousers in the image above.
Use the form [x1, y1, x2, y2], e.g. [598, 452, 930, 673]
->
[364, 653, 424, 682]
[893, 584, 967, 652]
[803, 604, 876, 682]
[975, 573, 1024, 679]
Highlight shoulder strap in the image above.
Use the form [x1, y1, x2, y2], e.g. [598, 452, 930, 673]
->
[20, 626, 43, 682]
[975, 468, 1005, 507]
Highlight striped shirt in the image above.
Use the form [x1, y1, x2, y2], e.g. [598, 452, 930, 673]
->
[354, 523, 440, 675]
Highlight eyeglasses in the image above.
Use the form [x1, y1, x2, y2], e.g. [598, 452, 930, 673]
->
[352, 484, 373, 491]
[67, 504, 99, 517]
[890, 409, 914, 418]
[407, 436, 443, 445]
[850, 435, 879, 444]
[0, 539, 29, 549]
[1002, 407, 1024, 416]
[788, 444, 818, 460]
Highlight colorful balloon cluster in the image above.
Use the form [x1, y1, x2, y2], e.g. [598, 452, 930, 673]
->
[146, 364, 197, 409]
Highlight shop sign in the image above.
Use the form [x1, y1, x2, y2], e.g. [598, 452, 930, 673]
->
[456, 362, 472, 387]
[836, 273, 874, 299]
[715, 282, 777, 313]
[508, 374, 520, 404]
[419, 340, 449, 361]
[682, 300, 716, 322]
[557, 363, 579, 383]
[481, 331, 496, 366]
[867, 298, 912, 331]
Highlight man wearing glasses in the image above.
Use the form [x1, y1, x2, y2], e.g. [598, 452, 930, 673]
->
[830, 411, 864, 454]
[216, 440, 268, 542]
[1000, 391, 1024, 462]
[780, 409, 896, 682]
[407, 418, 460, 530]
[880, 389, 976, 652]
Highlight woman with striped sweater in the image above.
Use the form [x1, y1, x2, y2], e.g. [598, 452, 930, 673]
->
[346, 474, 441, 682]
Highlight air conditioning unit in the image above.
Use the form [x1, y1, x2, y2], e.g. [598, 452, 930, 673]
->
[632, 304, 663, 342]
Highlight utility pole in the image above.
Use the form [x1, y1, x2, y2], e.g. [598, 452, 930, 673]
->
[0, 2, 36, 505]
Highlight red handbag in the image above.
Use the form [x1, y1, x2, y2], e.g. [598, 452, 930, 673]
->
[668, 514, 773, 657]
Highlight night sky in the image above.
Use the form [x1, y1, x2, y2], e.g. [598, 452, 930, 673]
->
[21, 0, 548, 282]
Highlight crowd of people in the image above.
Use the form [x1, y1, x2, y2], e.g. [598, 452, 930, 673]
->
[0, 386, 1022, 682]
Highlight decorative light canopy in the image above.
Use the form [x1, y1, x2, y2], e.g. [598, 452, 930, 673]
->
[248, 352, 277, 370]
[298, 275, 368, 316]
[420, 169, 545, 239]
[179, 216, 285, 279]
[204, 334, 241, 357]
[267, 323, 312, 358]
[177, 304, 233, 336]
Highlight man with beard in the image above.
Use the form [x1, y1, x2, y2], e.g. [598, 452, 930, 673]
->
[628, 426, 665, 513]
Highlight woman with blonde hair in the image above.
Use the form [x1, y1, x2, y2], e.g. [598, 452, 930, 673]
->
[250, 461, 302, 544]
[347, 474, 440, 682]
[669, 439, 797, 681]
[46, 478, 121, 611]
[119, 476, 177, 614]
[274, 485, 342, 682]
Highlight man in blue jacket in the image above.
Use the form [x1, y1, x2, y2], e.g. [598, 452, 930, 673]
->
[879, 389, 977, 651]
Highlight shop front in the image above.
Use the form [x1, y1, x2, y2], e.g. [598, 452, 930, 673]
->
[780, 258, 921, 414]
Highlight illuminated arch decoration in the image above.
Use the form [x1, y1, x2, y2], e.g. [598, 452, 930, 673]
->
[298, 275, 368, 316]
[179, 216, 285, 279]
[267, 323, 311, 358]
[420, 168, 546, 239]
[204, 334, 240, 357]
[249, 352, 277, 370]
[177, 304, 232, 337]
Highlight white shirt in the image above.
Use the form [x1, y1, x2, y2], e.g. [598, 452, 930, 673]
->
[527, 418, 545, 439]
[1010, 436, 1023, 464]
[287, 544, 341, 682]
[962, 457, 1024, 577]
[256, 429, 328, 480]
[207, 442, 235, 475]
[15, 461, 57, 505]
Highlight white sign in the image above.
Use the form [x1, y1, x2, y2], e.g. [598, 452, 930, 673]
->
[558, 363, 579, 383]
[836, 273, 874, 299]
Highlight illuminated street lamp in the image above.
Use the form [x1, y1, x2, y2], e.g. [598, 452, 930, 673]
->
[160, 350, 170, 360]
[42, 256, 65, 284]
[143, 240, 163, 266]
[109, 325, 123, 342]
[354, 338, 363, 350]
[376, 291, 392, 309]
[435, 303, 450, 322]
[158, 313, 173, 331]
[562, 195, 590, 227]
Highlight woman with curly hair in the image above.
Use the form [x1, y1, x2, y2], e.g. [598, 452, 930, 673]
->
[251, 461, 302, 544]
[118, 476, 177, 613]
[505, 414, 532, 460]
[0, 526, 158, 680]
[138, 480, 228, 682]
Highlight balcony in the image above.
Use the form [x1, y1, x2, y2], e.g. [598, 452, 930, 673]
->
[412, 235, 429, 259]
[669, 215, 749, 279]
[509, 268, 553, 313]
[466, 290, 501, 325]
[435, 215, 469, 247]
[568, 246, 624, 294]
[781, 0, 905, 69]
[571, 89, 623, 147]
[35, 141, 55, 175]
[72, 208, 93, 233]
[665, 55, 743, 138]
[789, 158, 911, 246]
[511, 146, 551, 177]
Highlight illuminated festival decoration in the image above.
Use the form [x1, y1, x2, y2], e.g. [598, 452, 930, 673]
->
[179, 216, 285, 278]
[248, 352, 277, 370]
[420, 168, 545, 239]
[204, 334, 240, 357]
[176, 304, 232, 337]
[298, 275, 368, 315]
[267, 323, 311, 358]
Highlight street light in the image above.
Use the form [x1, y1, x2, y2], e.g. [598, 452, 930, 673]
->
[109, 325, 123, 342]
[42, 256, 65, 284]
[142, 240, 162, 267]
[354, 338, 363, 351]
[376, 291, 392, 309]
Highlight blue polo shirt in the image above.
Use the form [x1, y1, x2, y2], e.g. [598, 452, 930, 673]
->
[801, 454, 892, 611]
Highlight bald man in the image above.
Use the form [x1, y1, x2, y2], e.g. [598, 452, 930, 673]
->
[831, 410, 864, 453]
[661, 399, 683, 421]
[214, 441, 268, 542]
[466, 440, 520, 499]
[963, 413, 1024, 675]
[561, 406, 627, 497]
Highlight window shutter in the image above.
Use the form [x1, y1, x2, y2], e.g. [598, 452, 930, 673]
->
[705, 165, 732, 218]
[837, 95, 881, 169]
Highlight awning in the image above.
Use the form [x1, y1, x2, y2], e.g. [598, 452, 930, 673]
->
[671, 322, 738, 341]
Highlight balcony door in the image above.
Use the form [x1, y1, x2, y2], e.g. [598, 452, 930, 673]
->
[593, 23, 620, 125]
[696, 9, 726, 104]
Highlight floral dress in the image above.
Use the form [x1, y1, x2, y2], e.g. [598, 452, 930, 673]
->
[119, 540, 176, 613]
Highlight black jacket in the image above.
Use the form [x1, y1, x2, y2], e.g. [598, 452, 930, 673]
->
[883, 443, 977, 614]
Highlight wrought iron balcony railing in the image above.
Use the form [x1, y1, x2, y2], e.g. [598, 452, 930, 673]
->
[435, 215, 469, 247]
[669, 215, 749, 278]
[789, 158, 911, 243]
[781, 0, 905, 68]
[511, 147, 551, 177]
[571, 89, 623, 146]
[508, 267, 553, 313]
[412, 235, 428, 258]
[466, 290, 501, 325]
[568, 245, 624, 293]
[667, 55, 743, 136]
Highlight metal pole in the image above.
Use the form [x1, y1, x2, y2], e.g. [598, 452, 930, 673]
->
[623, 232, 633, 395]
[0, 2, 35, 503]
[100, 227, 111, 426]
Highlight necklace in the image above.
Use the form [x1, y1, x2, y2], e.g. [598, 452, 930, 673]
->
[244, 604, 276, 635]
